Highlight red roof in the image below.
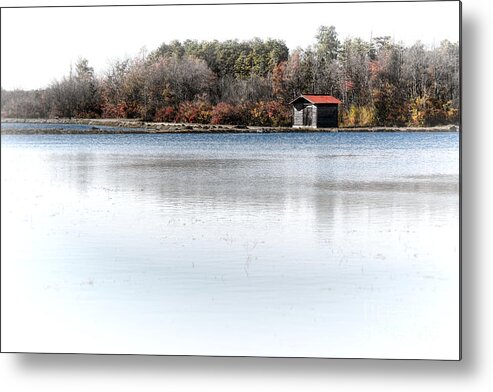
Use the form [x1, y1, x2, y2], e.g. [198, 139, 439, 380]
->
[301, 94, 341, 104]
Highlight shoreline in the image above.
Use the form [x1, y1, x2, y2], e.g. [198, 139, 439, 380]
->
[1, 118, 460, 134]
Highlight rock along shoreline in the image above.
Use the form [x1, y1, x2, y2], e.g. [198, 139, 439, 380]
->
[0, 118, 460, 134]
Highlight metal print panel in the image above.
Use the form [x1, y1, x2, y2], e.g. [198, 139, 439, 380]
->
[0, 1, 461, 359]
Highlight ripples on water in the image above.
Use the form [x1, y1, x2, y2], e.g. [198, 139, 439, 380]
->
[1, 132, 459, 358]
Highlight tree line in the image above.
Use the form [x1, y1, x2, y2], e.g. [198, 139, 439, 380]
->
[1, 26, 459, 127]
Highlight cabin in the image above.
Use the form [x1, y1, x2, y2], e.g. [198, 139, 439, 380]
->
[290, 94, 342, 128]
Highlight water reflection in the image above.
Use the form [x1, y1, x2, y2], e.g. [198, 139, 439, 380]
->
[44, 151, 458, 209]
[1, 133, 459, 358]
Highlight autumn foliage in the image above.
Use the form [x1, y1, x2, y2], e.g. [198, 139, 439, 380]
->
[1, 28, 459, 128]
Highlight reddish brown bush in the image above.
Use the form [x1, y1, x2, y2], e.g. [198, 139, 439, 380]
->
[154, 106, 176, 122]
[175, 100, 213, 124]
[211, 102, 250, 125]
[250, 100, 292, 127]
[101, 103, 128, 119]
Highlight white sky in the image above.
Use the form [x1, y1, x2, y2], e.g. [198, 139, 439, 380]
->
[1, 1, 460, 90]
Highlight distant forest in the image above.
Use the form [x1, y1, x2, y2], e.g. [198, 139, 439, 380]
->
[1, 26, 459, 127]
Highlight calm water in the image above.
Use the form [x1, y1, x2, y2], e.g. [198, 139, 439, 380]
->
[1, 132, 459, 358]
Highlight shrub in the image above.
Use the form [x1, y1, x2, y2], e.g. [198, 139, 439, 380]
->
[175, 99, 213, 124]
[211, 102, 250, 125]
[408, 96, 454, 127]
[250, 102, 271, 126]
[154, 106, 176, 122]
[342, 105, 376, 127]
[101, 103, 128, 119]
[250, 100, 291, 127]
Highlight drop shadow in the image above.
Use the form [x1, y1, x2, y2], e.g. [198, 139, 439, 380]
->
[459, 4, 480, 376]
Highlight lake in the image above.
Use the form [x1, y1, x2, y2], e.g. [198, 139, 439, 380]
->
[1, 132, 459, 359]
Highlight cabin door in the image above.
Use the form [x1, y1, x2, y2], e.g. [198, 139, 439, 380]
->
[303, 106, 313, 126]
